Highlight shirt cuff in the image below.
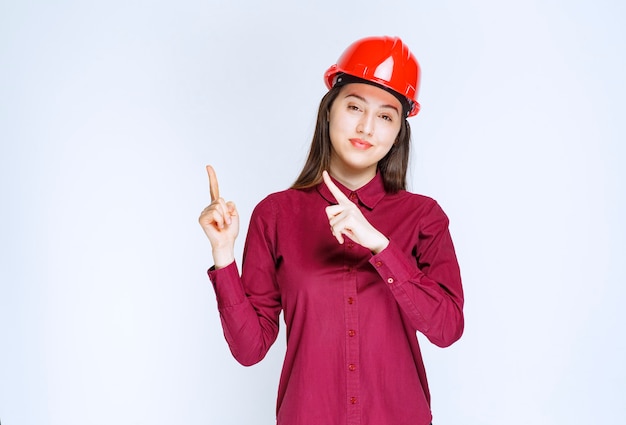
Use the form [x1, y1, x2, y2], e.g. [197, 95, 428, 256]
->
[207, 261, 247, 308]
[369, 240, 424, 288]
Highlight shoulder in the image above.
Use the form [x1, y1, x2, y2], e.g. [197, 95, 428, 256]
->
[390, 190, 443, 211]
[251, 187, 317, 218]
[387, 190, 449, 224]
[258, 187, 315, 205]
[395, 190, 436, 204]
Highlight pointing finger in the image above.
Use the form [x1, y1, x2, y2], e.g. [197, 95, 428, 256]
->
[206, 165, 220, 201]
[322, 170, 351, 204]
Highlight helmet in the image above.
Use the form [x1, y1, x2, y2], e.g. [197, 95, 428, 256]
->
[324, 36, 421, 117]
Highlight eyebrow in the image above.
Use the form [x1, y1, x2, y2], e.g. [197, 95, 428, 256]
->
[344, 93, 400, 115]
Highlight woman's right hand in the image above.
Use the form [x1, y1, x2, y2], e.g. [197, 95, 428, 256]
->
[198, 165, 239, 268]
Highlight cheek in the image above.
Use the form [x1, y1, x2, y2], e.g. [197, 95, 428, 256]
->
[328, 121, 340, 148]
[380, 126, 401, 148]
[328, 114, 352, 144]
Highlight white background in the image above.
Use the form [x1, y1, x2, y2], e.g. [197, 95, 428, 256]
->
[1, 1, 624, 424]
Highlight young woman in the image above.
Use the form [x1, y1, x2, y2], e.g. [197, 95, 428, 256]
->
[199, 36, 464, 425]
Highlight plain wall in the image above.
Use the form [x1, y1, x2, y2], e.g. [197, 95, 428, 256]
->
[1, 0, 624, 424]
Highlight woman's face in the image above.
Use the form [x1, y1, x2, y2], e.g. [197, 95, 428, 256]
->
[328, 83, 403, 182]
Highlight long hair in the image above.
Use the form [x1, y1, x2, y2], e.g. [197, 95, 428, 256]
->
[291, 85, 412, 193]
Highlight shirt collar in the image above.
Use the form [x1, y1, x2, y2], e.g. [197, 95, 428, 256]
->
[317, 171, 387, 210]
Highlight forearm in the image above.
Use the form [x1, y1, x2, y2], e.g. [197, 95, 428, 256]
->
[208, 261, 280, 365]
[370, 241, 464, 347]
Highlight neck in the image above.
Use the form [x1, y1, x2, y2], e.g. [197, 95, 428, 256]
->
[328, 161, 377, 190]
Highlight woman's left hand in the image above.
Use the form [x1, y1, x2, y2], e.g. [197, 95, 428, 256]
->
[322, 170, 390, 254]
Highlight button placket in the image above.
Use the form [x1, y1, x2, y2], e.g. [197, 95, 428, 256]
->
[343, 257, 360, 423]
[341, 207, 362, 424]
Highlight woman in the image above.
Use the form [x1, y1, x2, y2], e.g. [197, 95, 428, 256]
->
[199, 36, 464, 425]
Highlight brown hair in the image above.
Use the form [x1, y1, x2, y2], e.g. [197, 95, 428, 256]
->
[291, 85, 412, 193]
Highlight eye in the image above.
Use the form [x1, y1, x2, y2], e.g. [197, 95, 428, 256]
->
[347, 104, 362, 112]
[380, 114, 393, 122]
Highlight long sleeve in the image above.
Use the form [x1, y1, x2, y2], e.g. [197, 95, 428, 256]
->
[369, 201, 464, 347]
[208, 198, 282, 366]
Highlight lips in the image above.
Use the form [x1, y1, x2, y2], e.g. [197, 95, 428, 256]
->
[349, 138, 373, 150]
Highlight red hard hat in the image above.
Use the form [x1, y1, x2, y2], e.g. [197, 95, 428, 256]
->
[324, 36, 421, 117]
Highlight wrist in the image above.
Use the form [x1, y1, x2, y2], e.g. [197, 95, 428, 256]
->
[212, 248, 235, 269]
[370, 234, 389, 254]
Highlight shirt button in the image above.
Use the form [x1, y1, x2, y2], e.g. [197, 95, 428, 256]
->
[347, 297, 354, 305]
[349, 193, 357, 201]
[350, 396, 358, 404]
[348, 364, 356, 371]
[387, 277, 394, 284]
[347, 243, 354, 249]
[348, 329, 356, 337]
[375, 261, 383, 267]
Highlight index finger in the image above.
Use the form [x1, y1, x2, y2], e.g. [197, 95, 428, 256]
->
[322, 170, 350, 203]
[206, 165, 220, 201]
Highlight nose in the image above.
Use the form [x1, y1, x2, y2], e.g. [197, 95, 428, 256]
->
[357, 113, 374, 136]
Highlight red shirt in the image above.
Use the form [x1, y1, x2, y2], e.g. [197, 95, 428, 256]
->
[208, 172, 464, 425]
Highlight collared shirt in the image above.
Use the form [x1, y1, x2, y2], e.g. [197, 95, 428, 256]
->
[208, 172, 464, 425]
